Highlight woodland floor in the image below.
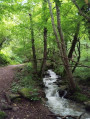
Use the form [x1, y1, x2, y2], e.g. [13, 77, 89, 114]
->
[0, 65, 54, 119]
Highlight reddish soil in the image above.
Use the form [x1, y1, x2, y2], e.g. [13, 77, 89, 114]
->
[0, 65, 55, 119]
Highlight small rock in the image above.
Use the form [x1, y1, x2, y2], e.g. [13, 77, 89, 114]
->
[9, 94, 21, 101]
[58, 85, 68, 97]
[59, 85, 68, 90]
[18, 88, 39, 100]
[57, 75, 61, 80]
[0, 99, 6, 103]
[1, 103, 12, 110]
[84, 101, 90, 112]
[12, 107, 19, 111]
[58, 89, 66, 97]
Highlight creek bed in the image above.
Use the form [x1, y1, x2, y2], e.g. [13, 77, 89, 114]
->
[43, 70, 90, 119]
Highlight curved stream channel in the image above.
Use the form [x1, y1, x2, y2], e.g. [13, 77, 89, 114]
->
[43, 70, 90, 119]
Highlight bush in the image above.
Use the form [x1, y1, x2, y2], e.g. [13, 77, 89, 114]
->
[11, 64, 40, 101]
[72, 92, 89, 102]
[0, 52, 9, 66]
[0, 111, 7, 119]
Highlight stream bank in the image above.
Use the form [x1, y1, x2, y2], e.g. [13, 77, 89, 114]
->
[0, 65, 55, 119]
[43, 69, 90, 119]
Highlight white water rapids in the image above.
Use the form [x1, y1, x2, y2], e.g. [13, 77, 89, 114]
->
[43, 70, 90, 119]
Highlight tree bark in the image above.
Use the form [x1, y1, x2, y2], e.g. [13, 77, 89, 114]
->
[29, 14, 37, 74]
[40, 27, 47, 77]
[62, 22, 80, 76]
[68, 23, 80, 59]
[55, 1, 76, 91]
[48, 0, 76, 92]
[72, 40, 81, 73]
[40, 0, 48, 77]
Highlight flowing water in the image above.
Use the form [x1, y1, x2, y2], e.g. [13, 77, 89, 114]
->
[43, 70, 90, 119]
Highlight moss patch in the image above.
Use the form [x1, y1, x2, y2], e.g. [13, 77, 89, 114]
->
[18, 88, 40, 101]
[0, 111, 7, 119]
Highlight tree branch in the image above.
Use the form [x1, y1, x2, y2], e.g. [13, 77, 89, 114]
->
[48, 112, 85, 119]
[71, 0, 90, 21]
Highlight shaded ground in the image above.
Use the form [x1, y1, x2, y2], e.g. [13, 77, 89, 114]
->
[0, 65, 54, 119]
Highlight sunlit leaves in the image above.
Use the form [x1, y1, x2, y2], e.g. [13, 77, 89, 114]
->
[0, 0, 89, 63]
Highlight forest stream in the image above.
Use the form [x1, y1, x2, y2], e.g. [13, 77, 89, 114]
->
[43, 70, 90, 119]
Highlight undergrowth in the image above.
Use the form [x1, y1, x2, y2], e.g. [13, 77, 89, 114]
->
[11, 63, 40, 101]
[0, 52, 9, 66]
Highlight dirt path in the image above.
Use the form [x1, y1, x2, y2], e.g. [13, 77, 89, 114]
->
[0, 65, 23, 97]
[0, 65, 54, 119]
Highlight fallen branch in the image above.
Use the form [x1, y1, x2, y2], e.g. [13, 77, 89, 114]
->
[48, 114, 78, 119]
[78, 112, 85, 119]
[48, 112, 85, 119]
[30, 58, 90, 68]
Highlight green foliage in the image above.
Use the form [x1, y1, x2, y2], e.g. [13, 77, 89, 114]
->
[54, 0, 62, 7]
[79, 77, 90, 86]
[0, 0, 90, 97]
[11, 64, 40, 101]
[73, 43, 90, 81]
[0, 111, 7, 119]
[72, 92, 89, 102]
[0, 52, 9, 66]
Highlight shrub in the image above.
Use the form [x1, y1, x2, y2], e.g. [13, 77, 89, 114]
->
[0, 111, 7, 119]
[72, 92, 89, 102]
[0, 52, 9, 66]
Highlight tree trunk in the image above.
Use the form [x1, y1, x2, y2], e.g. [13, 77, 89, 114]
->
[40, 0, 48, 77]
[29, 14, 37, 74]
[72, 40, 81, 73]
[40, 27, 47, 77]
[62, 22, 80, 75]
[48, 0, 76, 92]
[68, 23, 80, 59]
[55, 1, 76, 91]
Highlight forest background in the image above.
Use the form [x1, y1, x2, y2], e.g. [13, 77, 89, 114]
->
[0, 0, 90, 92]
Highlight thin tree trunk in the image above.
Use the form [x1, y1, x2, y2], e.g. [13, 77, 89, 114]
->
[40, 0, 48, 77]
[29, 14, 37, 74]
[62, 22, 80, 75]
[40, 27, 47, 77]
[48, 0, 76, 92]
[55, 1, 76, 91]
[72, 40, 81, 73]
[68, 23, 80, 59]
